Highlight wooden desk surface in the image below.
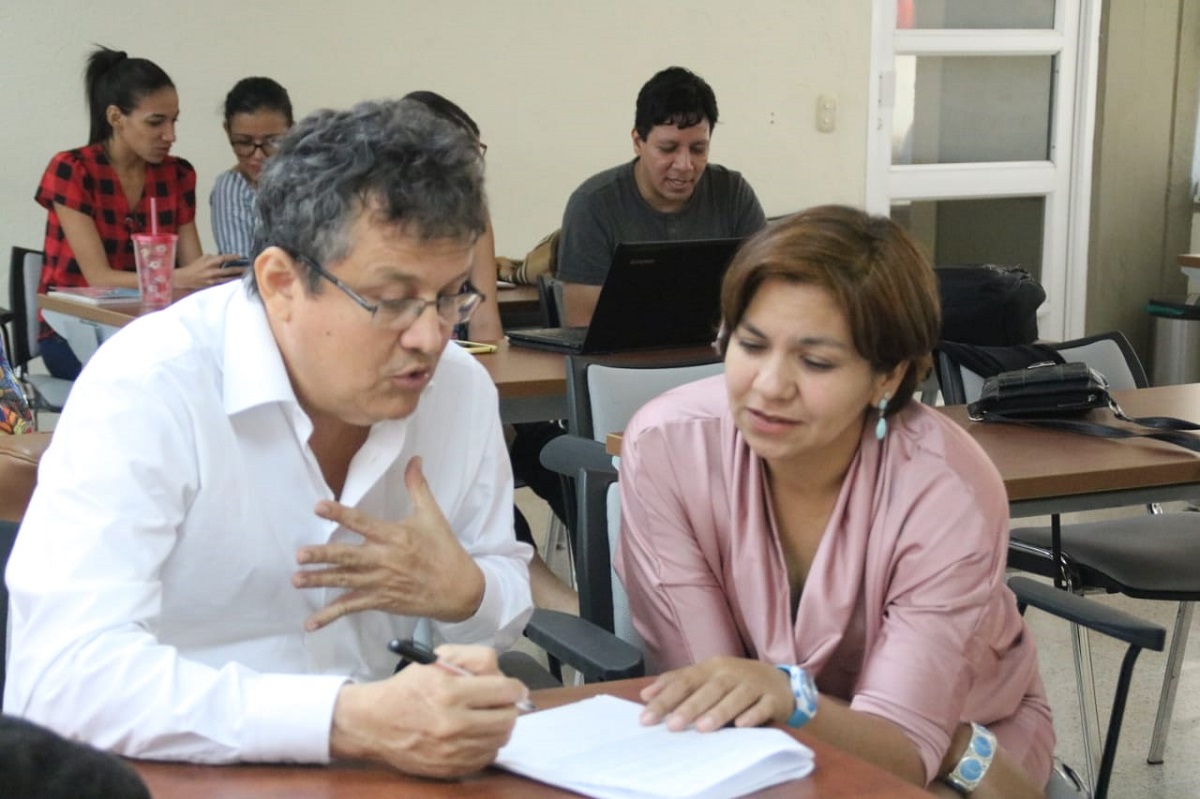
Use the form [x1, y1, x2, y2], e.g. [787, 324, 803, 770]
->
[130, 678, 930, 799]
[38, 289, 193, 328]
[607, 384, 1200, 506]
[36, 290, 706, 411]
[477, 340, 569, 400]
[938, 383, 1200, 502]
[39, 286, 539, 328]
[36, 292, 568, 403]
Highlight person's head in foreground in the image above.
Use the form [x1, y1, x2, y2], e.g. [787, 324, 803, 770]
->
[616, 206, 1054, 796]
[715, 203, 938, 445]
[251, 98, 489, 424]
[0, 714, 151, 799]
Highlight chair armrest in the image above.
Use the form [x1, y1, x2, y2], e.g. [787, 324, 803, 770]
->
[0, 431, 52, 522]
[539, 434, 614, 476]
[1007, 576, 1165, 652]
[523, 608, 644, 683]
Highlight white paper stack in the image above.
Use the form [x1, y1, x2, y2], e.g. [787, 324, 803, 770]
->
[495, 695, 814, 799]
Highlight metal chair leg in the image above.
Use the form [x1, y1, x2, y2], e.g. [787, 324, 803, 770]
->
[1071, 622, 1103, 794]
[543, 515, 575, 589]
[1147, 601, 1193, 764]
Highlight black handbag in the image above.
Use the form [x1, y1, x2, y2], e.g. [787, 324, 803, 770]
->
[968, 362, 1200, 453]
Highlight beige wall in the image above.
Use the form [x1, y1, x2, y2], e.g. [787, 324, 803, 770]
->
[7, 2, 1200, 368]
[1089, 0, 1200, 363]
[0, 1, 872, 288]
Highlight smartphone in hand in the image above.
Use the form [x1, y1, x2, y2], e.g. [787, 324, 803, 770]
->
[222, 257, 251, 269]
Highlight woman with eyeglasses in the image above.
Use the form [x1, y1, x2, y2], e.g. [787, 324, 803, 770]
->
[34, 46, 240, 380]
[210, 77, 293, 260]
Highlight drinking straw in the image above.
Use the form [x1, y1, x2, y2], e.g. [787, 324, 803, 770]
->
[150, 197, 158, 235]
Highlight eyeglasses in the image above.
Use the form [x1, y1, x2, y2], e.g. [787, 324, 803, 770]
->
[229, 135, 285, 157]
[294, 254, 484, 330]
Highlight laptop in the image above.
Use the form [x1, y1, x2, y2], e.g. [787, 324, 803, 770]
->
[506, 237, 742, 354]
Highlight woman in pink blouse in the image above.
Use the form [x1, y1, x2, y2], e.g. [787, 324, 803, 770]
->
[615, 206, 1052, 797]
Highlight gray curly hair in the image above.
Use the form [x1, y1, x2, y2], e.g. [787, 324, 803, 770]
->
[247, 97, 486, 295]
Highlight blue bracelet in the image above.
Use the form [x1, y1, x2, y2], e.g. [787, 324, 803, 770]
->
[775, 665, 818, 728]
[944, 722, 997, 795]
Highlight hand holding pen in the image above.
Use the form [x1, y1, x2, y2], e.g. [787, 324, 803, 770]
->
[389, 638, 536, 712]
[330, 642, 528, 777]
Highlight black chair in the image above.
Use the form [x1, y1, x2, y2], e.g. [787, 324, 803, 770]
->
[535, 274, 563, 328]
[935, 330, 1200, 775]
[3, 247, 72, 417]
[0, 519, 20, 699]
[541, 352, 724, 644]
[1010, 576, 1165, 799]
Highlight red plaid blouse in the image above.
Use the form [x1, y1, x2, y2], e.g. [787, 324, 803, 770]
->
[35, 143, 197, 294]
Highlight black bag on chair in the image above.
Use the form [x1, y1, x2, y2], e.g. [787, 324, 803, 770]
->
[936, 265, 1045, 346]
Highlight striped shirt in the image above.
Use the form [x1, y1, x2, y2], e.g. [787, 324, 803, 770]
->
[209, 168, 257, 257]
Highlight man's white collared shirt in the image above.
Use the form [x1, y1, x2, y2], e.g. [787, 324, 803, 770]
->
[4, 281, 532, 763]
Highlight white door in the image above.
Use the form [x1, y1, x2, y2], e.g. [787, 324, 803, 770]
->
[868, 0, 1102, 340]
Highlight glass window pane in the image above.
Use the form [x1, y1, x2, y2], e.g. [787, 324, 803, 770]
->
[891, 197, 1045, 280]
[892, 56, 1054, 164]
[900, 0, 1055, 30]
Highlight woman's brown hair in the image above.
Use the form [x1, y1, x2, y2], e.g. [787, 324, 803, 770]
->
[717, 205, 940, 415]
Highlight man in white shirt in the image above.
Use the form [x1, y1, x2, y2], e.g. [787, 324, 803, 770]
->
[4, 99, 533, 778]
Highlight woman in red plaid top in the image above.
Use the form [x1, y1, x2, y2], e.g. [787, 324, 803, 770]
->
[34, 46, 241, 379]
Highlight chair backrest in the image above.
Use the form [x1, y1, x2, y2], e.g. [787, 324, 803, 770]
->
[603, 482, 642, 647]
[563, 352, 724, 644]
[0, 518, 20, 699]
[936, 331, 1147, 405]
[535, 274, 563, 328]
[566, 352, 725, 440]
[9, 247, 45, 369]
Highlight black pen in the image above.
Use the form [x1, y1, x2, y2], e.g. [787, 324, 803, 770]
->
[388, 638, 535, 711]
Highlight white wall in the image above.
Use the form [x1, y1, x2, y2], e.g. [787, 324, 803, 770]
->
[0, 0, 871, 287]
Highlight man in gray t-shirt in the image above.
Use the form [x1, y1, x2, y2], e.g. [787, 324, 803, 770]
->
[558, 66, 767, 327]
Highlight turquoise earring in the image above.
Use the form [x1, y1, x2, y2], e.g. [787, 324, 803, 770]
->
[875, 393, 890, 440]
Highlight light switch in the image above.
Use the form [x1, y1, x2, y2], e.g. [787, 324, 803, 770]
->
[816, 95, 837, 133]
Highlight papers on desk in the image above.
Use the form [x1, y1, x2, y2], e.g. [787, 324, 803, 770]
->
[495, 695, 814, 799]
[49, 286, 141, 305]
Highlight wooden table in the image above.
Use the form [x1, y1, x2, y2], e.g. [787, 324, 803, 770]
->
[36, 292, 569, 415]
[38, 286, 541, 328]
[36, 291, 718, 424]
[940, 383, 1200, 517]
[130, 678, 931, 798]
[607, 384, 1200, 518]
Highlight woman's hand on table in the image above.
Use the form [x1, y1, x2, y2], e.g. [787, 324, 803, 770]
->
[174, 254, 244, 289]
[639, 656, 797, 732]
